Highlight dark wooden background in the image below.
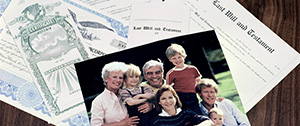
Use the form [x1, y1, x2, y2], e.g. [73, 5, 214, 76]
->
[1, 0, 299, 125]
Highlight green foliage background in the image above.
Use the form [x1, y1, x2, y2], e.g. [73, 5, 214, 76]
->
[199, 48, 246, 114]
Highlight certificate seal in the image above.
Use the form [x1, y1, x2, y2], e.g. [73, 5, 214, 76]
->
[16, 82, 43, 108]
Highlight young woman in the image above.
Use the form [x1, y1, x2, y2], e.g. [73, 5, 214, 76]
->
[151, 85, 214, 126]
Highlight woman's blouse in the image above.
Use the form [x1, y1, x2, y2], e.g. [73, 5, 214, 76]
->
[90, 88, 128, 126]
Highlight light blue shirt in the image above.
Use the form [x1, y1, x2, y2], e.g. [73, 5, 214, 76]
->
[200, 99, 251, 126]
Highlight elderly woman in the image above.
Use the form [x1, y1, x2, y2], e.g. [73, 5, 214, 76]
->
[151, 85, 213, 126]
[90, 61, 139, 126]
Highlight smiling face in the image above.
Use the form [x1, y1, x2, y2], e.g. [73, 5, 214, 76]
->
[125, 75, 140, 88]
[169, 53, 185, 68]
[104, 71, 124, 92]
[159, 90, 176, 112]
[144, 66, 163, 88]
[210, 113, 224, 126]
[199, 87, 217, 106]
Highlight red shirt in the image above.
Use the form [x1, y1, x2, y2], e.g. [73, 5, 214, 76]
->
[166, 65, 201, 93]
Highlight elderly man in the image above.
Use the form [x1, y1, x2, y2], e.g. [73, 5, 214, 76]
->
[134, 59, 167, 117]
[196, 78, 250, 126]
[140, 59, 166, 93]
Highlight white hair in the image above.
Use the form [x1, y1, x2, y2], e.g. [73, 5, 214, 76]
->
[101, 61, 128, 86]
[142, 59, 164, 76]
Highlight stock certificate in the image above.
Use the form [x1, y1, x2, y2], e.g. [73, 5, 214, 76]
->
[0, 16, 53, 123]
[63, 0, 128, 58]
[3, 0, 90, 123]
[1, 1, 90, 125]
[75, 0, 151, 22]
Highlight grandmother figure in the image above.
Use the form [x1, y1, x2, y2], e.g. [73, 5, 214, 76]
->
[90, 61, 139, 126]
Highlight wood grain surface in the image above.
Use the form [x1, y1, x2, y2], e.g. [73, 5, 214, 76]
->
[238, 0, 300, 126]
[1, 0, 299, 125]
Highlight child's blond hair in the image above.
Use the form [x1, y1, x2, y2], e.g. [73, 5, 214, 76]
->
[165, 43, 187, 59]
[124, 64, 142, 87]
[208, 108, 224, 119]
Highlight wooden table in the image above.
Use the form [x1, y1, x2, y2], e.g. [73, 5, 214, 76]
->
[1, 0, 299, 125]
[239, 0, 300, 126]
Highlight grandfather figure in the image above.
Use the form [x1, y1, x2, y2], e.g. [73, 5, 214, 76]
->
[140, 59, 166, 93]
[132, 59, 167, 117]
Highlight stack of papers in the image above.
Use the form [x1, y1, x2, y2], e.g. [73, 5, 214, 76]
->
[0, 0, 299, 125]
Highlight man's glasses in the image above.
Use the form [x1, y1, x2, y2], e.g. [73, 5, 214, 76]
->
[146, 70, 162, 76]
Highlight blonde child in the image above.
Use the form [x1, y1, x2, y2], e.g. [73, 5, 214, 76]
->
[119, 64, 155, 126]
[208, 108, 225, 126]
[165, 43, 202, 114]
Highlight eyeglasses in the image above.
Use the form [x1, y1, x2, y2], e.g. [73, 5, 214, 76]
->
[146, 70, 162, 76]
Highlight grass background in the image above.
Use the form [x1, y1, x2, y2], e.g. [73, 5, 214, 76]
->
[198, 47, 246, 114]
[198, 47, 245, 114]
[216, 71, 245, 113]
[197, 71, 245, 114]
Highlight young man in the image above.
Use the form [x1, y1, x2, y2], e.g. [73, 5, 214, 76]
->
[196, 78, 250, 126]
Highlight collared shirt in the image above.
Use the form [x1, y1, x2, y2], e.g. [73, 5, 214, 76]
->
[200, 99, 251, 126]
[159, 108, 182, 117]
[90, 88, 128, 126]
[152, 108, 209, 126]
[140, 80, 166, 93]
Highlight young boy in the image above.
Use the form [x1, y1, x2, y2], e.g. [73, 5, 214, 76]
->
[165, 43, 202, 115]
[208, 108, 225, 126]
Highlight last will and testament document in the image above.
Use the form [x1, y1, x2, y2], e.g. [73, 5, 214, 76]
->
[191, 0, 300, 112]
[128, 0, 300, 112]
[127, 3, 190, 48]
